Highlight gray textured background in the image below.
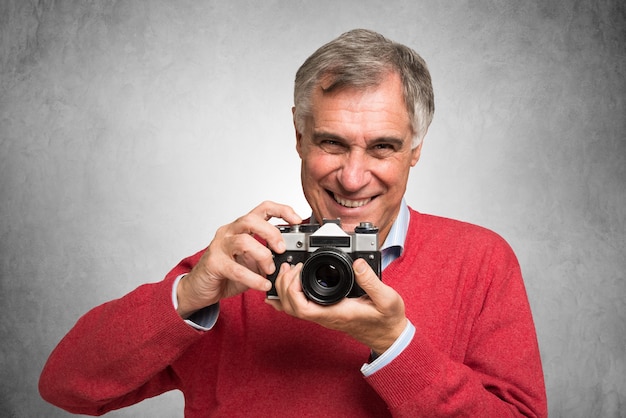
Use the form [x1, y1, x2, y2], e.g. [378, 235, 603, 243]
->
[1, 1, 624, 417]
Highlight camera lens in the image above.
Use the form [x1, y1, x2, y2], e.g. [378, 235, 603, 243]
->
[314, 264, 340, 288]
[301, 247, 354, 305]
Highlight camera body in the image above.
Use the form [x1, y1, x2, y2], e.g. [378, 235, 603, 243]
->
[267, 219, 381, 305]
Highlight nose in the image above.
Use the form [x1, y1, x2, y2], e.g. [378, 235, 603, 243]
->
[337, 150, 372, 192]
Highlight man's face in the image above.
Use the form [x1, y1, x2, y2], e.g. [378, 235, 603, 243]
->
[294, 72, 422, 244]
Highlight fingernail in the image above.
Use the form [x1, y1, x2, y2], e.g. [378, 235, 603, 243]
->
[267, 263, 276, 275]
[354, 259, 367, 274]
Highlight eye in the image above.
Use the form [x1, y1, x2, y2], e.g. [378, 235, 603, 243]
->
[369, 142, 397, 158]
[318, 139, 348, 154]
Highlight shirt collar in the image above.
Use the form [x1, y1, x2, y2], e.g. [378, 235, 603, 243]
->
[380, 197, 409, 254]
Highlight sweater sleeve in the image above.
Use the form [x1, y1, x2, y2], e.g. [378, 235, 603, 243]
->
[39, 250, 205, 416]
[365, 238, 547, 417]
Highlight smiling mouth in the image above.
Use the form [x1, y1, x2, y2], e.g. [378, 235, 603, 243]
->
[328, 191, 373, 208]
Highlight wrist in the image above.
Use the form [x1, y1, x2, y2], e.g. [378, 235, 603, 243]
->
[361, 320, 415, 377]
[371, 317, 409, 355]
[175, 274, 206, 319]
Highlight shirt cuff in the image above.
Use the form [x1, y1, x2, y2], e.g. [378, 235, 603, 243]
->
[171, 274, 219, 331]
[360, 320, 415, 377]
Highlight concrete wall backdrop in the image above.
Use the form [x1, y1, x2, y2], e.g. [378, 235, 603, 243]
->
[1, 1, 624, 416]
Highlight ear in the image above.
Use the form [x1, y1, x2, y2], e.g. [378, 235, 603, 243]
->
[410, 140, 423, 167]
[293, 107, 304, 158]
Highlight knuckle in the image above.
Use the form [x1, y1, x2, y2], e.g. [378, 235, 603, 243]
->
[214, 224, 230, 239]
[259, 200, 275, 208]
[256, 200, 276, 215]
[234, 214, 255, 231]
[229, 233, 249, 248]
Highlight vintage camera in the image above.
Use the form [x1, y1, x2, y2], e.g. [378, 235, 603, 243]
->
[267, 219, 381, 305]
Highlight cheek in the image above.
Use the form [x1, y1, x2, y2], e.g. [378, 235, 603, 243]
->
[303, 154, 338, 181]
[372, 161, 406, 185]
[370, 160, 399, 183]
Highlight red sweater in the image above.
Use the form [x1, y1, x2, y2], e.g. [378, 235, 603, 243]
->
[40, 210, 547, 417]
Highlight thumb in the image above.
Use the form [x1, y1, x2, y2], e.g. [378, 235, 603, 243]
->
[353, 258, 383, 297]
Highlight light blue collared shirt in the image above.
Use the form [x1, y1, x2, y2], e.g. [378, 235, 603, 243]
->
[361, 198, 415, 376]
[380, 197, 410, 270]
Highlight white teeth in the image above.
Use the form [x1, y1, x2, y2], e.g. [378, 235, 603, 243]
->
[334, 195, 371, 208]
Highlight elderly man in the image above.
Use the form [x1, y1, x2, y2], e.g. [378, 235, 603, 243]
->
[40, 29, 547, 417]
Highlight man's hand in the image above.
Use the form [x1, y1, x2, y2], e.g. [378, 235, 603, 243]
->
[266, 258, 407, 355]
[176, 201, 302, 318]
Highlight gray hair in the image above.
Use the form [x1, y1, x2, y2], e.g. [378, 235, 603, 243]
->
[294, 29, 435, 148]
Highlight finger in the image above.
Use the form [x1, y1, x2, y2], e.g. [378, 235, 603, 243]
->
[252, 200, 303, 225]
[230, 233, 277, 275]
[235, 202, 303, 254]
[222, 259, 273, 293]
[353, 259, 405, 321]
[352, 258, 386, 302]
[265, 263, 292, 311]
[248, 201, 302, 254]
[275, 262, 305, 315]
[284, 262, 304, 297]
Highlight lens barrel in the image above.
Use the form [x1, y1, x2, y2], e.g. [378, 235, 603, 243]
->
[301, 247, 354, 305]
